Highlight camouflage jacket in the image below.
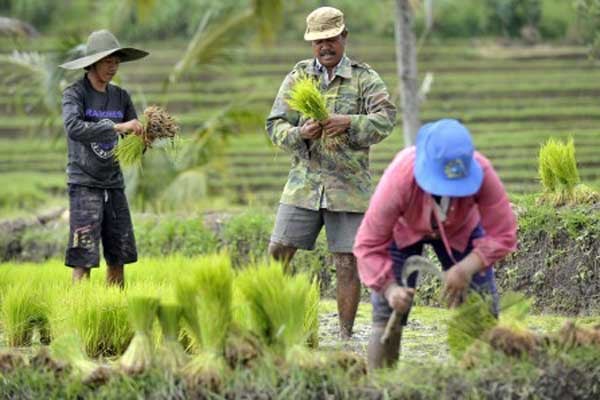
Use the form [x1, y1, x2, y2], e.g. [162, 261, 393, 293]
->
[266, 56, 396, 212]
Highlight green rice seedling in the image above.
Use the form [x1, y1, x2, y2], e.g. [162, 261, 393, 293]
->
[2, 283, 51, 347]
[114, 134, 145, 168]
[59, 283, 132, 357]
[114, 105, 179, 168]
[50, 334, 111, 386]
[447, 293, 497, 360]
[287, 75, 329, 122]
[537, 137, 597, 206]
[286, 75, 346, 153]
[191, 255, 234, 353]
[182, 254, 234, 391]
[156, 303, 188, 372]
[175, 278, 201, 352]
[120, 296, 159, 375]
[304, 279, 320, 349]
[235, 262, 312, 358]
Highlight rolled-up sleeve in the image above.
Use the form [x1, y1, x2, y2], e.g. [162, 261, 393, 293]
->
[265, 72, 309, 158]
[62, 86, 118, 144]
[353, 151, 410, 292]
[348, 69, 396, 148]
[472, 157, 518, 266]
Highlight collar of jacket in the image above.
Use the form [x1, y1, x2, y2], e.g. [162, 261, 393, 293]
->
[306, 55, 352, 80]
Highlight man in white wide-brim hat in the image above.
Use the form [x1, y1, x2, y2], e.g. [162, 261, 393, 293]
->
[60, 30, 148, 288]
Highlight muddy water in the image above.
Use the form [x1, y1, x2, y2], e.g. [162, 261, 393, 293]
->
[318, 301, 451, 364]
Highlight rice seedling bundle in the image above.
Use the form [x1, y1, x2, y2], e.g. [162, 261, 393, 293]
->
[1, 283, 51, 346]
[175, 278, 201, 352]
[447, 293, 497, 360]
[156, 303, 188, 372]
[181, 254, 234, 390]
[61, 284, 132, 357]
[537, 137, 598, 205]
[50, 334, 111, 386]
[286, 75, 345, 153]
[235, 262, 313, 357]
[287, 75, 329, 122]
[115, 105, 179, 167]
[114, 134, 145, 168]
[120, 296, 159, 375]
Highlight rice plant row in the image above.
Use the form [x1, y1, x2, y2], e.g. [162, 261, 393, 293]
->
[0, 254, 323, 387]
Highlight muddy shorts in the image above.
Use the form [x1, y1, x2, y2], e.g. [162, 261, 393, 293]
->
[371, 224, 499, 326]
[65, 184, 137, 269]
[270, 203, 363, 253]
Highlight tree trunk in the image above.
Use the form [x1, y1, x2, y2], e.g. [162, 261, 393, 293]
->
[395, 0, 421, 146]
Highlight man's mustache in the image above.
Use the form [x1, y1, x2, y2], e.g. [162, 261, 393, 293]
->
[319, 50, 336, 56]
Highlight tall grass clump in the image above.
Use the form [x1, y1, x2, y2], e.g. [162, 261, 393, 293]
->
[119, 296, 159, 375]
[538, 137, 599, 206]
[2, 283, 51, 346]
[115, 105, 179, 168]
[235, 262, 315, 358]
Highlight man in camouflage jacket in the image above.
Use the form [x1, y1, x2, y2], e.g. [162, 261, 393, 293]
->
[266, 6, 396, 339]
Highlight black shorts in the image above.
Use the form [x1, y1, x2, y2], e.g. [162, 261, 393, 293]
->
[65, 184, 137, 269]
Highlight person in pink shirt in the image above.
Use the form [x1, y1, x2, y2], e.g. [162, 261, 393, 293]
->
[353, 118, 517, 369]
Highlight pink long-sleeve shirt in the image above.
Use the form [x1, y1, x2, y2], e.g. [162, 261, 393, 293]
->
[353, 147, 517, 292]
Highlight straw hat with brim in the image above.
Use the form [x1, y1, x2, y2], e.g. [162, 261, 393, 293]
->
[304, 6, 345, 41]
[59, 29, 148, 70]
[414, 119, 483, 197]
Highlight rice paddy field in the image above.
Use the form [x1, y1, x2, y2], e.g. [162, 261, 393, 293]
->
[2, 37, 600, 398]
[2, 39, 600, 213]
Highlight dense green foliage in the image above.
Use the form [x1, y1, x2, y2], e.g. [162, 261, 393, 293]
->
[0, 0, 583, 41]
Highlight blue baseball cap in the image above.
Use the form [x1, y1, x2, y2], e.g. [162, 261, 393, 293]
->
[414, 119, 483, 197]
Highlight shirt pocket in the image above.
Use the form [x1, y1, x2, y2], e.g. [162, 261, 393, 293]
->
[334, 84, 361, 115]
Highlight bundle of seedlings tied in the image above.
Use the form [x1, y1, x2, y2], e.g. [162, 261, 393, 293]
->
[50, 334, 111, 386]
[1, 283, 51, 347]
[115, 105, 179, 167]
[538, 137, 599, 206]
[287, 75, 346, 153]
[120, 296, 159, 375]
[453, 292, 551, 368]
[235, 262, 322, 370]
[180, 255, 234, 392]
[156, 303, 188, 372]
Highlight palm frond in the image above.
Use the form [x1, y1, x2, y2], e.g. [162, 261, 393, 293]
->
[252, 0, 285, 44]
[165, 8, 254, 89]
[156, 169, 208, 211]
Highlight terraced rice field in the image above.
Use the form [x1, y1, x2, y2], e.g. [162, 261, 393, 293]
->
[1, 39, 600, 207]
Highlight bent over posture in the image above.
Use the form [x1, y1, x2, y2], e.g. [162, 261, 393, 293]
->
[354, 119, 517, 368]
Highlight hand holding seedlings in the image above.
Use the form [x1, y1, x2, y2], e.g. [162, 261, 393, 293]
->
[300, 119, 322, 139]
[322, 114, 351, 137]
[115, 119, 143, 136]
[442, 252, 483, 309]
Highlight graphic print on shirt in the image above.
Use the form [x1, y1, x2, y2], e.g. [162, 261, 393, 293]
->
[86, 108, 123, 159]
